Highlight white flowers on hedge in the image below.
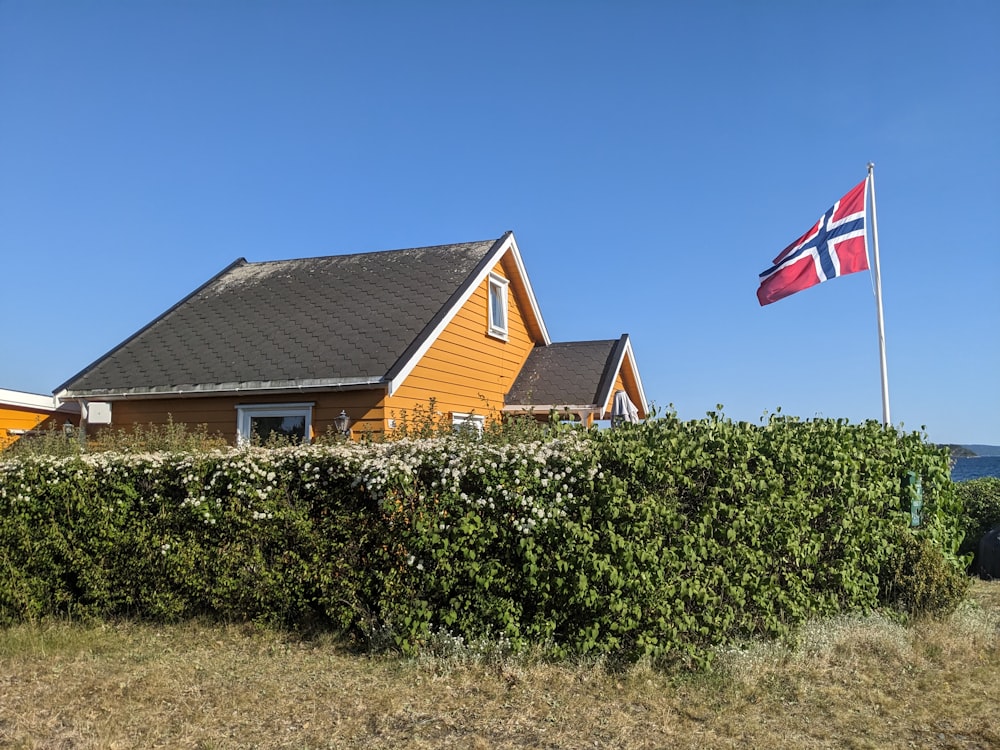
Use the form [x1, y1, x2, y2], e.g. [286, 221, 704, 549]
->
[0, 432, 600, 539]
[346, 433, 598, 537]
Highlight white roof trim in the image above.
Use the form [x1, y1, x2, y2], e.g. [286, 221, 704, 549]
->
[622, 338, 648, 415]
[0, 388, 79, 412]
[57, 377, 386, 401]
[504, 233, 551, 346]
[387, 232, 551, 396]
[597, 336, 648, 417]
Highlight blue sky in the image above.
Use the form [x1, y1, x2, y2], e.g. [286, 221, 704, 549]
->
[2, 1, 997, 445]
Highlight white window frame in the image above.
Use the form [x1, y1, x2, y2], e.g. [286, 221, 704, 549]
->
[236, 402, 314, 445]
[451, 412, 485, 435]
[487, 272, 509, 340]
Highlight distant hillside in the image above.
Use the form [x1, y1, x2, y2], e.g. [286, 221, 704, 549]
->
[938, 444, 1000, 458]
[945, 444, 977, 457]
[964, 444, 1000, 457]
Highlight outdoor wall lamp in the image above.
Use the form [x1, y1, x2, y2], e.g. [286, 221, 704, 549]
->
[333, 410, 351, 438]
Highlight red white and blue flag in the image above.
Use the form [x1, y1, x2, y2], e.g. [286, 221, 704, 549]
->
[757, 179, 869, 306]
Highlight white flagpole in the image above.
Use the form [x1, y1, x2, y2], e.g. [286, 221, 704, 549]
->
[867, 162, 891, 426]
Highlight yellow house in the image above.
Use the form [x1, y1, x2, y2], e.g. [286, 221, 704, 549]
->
[55, 232, 647, 443]
[0, 388, 80, 450]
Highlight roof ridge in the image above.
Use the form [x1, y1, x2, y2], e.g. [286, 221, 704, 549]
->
[547, 338, 619, 347]
[241, 238, 503, 266]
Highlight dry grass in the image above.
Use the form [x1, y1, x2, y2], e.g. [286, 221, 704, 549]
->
[2, 582, 998, 750]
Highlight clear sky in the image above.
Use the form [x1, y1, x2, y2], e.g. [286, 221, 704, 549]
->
[2, 1, 998, 445]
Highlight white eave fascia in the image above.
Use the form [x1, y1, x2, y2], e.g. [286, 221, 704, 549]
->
[606, 337, 648, 415]
[504, 233, 551, 347]
[0, 388, 73, 412]
[56, 376, 387, 401]
[623, 337, 649, 414]
[386, 232, 552, 397]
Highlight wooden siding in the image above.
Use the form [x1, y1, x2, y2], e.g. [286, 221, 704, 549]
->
[95, 390, 387, 444]
[387, 260, 540, 424]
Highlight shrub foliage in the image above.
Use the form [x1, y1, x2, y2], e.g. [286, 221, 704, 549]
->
[955, 477, 1000, 558]
[0, 413, 964, 665]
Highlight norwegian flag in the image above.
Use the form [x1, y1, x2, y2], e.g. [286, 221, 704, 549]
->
[757, 179, 869, 306]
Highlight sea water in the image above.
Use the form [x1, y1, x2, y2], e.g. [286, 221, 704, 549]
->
[951, 456, 1000, 482]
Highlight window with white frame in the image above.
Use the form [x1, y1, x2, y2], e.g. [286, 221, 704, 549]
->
[487, 272, 509, 340]
[451, 412, 485, 435]
[236, 403, 313, 445]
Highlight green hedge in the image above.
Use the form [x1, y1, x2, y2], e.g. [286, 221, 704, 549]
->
[955, 477, 1000, 559]
[0, 415, 965, 665]
[0, 449, 372, 629]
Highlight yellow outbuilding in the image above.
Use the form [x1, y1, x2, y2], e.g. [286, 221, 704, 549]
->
[0, 389, 79, 451]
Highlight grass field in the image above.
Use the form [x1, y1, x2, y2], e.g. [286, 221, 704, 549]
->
[2, 581, 997, 749]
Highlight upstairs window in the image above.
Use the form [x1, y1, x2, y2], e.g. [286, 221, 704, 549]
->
[236, 403, 313, 445]
[487, 273, 509, 340]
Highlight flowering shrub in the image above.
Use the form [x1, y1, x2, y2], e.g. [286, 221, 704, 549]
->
[0, 414, 963, 665]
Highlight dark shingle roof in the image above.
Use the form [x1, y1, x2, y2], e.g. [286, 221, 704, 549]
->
[505, 338, 626, 407]
[59, 238, 504, 397]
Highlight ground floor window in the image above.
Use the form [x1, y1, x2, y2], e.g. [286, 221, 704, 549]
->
[236, 403, 314, 445]
[451, 412, 485, 435]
